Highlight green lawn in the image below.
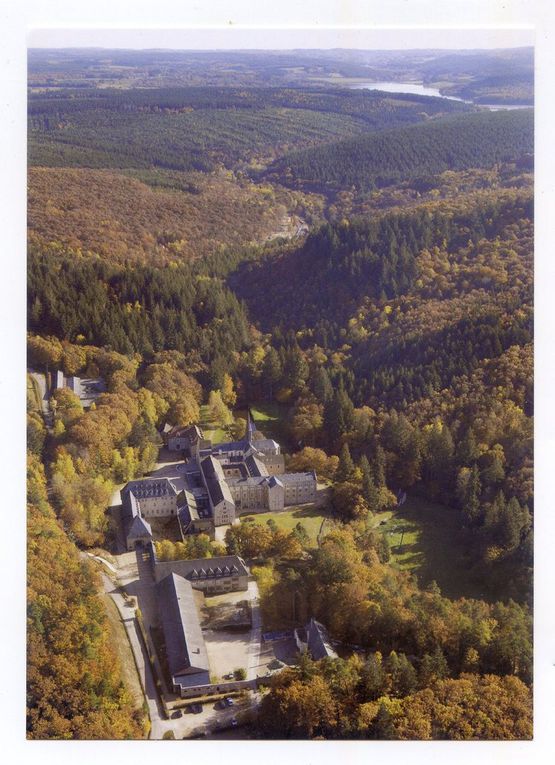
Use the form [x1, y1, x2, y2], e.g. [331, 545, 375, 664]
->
[373, 496, 492, 601]
[241, 506, 332, 547]
[199, 401, 293, 451]
[248, 402, 293, 450]
[199, 405, 229, 445]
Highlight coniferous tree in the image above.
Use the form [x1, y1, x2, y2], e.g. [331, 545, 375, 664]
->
[336, 443, 355, 483]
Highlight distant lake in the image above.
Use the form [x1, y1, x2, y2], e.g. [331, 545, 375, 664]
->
[349, 81, 466, 101]
[349, 81, 531, 110]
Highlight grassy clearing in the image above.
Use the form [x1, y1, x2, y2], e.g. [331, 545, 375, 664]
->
[373, 495, 492, 601]
[248, 402, 292, 449]
[242, 505, 332, 547]
[199, 404, 229, 445]
[200, 401, 292, 449]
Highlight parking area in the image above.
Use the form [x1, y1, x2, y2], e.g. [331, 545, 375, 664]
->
[165, 693, 256, 739]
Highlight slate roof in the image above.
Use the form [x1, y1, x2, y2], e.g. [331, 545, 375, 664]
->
[167, 424, 203, 442]
[209, 439, 249, 454]
[280, 471, 317, 484]
[157, 573, 209, 679]
[227, 475, 283, 488]
[178, 489, 213, 523]
[200, 456, 234, 507]
[154, 555, 249, 584]
[307, 618, 338, 661]
[121, 490, 141, 521]
[245, 454, 268, 477]
[127, 514, 152, 540]
[253, 438, 280, 451]
[122, 478, 178, 500]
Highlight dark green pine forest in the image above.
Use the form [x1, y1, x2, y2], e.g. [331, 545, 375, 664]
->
[26, 48, 533, 741]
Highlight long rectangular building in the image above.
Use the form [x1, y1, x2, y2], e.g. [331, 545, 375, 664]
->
[154, 553, 250, 594]
[157, 572, 210, 693]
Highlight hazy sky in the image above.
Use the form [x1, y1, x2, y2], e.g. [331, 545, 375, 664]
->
[28, 27, 534, 51]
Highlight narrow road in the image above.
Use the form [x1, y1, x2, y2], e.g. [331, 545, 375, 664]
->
[86, 552, 117, 574]
[29, 370, 53, 426]
[99, 570, 169, 739]
[246, 580, 262, 681]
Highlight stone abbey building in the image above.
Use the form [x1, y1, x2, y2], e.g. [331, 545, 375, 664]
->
[122, 413, 317, 550]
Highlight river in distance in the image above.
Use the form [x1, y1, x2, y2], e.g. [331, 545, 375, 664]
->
[349, 81, 531, 110]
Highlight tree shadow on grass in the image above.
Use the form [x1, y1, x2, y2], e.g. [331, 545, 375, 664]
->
[388, 498, 498, 601]
[291, 506, 330, 520]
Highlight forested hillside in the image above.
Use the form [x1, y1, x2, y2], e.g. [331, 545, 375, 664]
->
[27, 455, 146, 738]
[265, 109, 533, 190]
[28, 167, 316, 263]
[28, 86, 468, 172]
[28, 253, 251, 380]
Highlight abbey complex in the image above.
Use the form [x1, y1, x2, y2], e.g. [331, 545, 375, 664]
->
[122, 413, 317, 552]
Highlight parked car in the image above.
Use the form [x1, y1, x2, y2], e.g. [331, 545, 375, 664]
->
[171, 709, 183, 719]
[231, 718, 238, 727]
[224, 697, 235, 707]
[188, 703, 203, 714]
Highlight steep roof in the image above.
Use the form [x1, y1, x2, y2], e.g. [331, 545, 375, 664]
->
[127, 514, 152, 540]
[122, 490, 140, 521]
[157, 573, 209, 678]
[307, 618, 338, 661]
[245, 453, 269, 477]
[246, 409, 256, 443]
[201, 455, 234, 507]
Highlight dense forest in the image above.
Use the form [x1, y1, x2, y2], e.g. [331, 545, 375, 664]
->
[265, 109, 533, 190]
[28, 253, 251, 376]
[28, 166, 317, 263]
[27, 51, 533, 741]
[28, 86, 467, 172]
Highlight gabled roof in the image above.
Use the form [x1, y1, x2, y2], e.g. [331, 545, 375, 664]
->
[122, 478, 178, 499]
[122, 490, 141, 520]
[157, 573, 209, 679]
[127, 514, 152, 540]
[245, 454, 268, 477]
[280, 471, 317, 484]
[253, 438, 280, 451]
[167, 424, 203, 441]
[201, 455, 234, 507]
[154, 555, 249, 583]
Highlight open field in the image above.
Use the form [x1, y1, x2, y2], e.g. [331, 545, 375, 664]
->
[242, 505, 332, 547]
[199, 405, 229, 445]
[374, 496, 494, 601]
[246, 402, 292, 449]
